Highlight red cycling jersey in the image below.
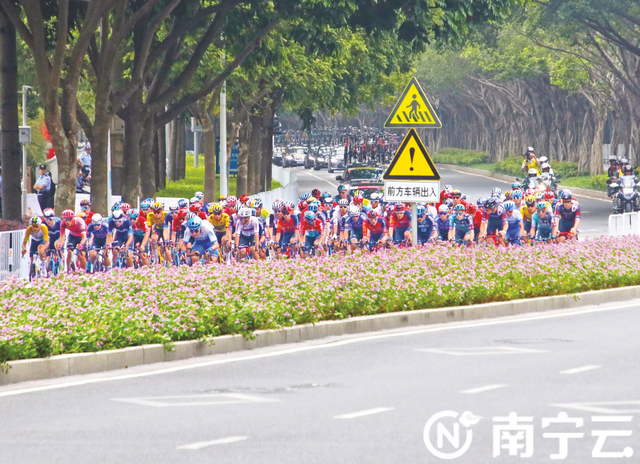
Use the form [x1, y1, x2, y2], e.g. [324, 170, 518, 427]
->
[277, 216, 299, 234]
[363, 218, 387, 235]
[389, 212, 412, 229]
[299, 218, 324, 236]
[172, 215, 187, 232]
[131, 216, 148, 234]
[61, 217, 87, 237]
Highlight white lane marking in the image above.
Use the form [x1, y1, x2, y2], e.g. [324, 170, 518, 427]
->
[112, 393, 278, 407]
[559, 365, 602, 375]
[177, 436, 249, 450]
[0, 300, 637, 398]
[334, 407, 394, 419]
[417, 346, 545, 356]
[551, 401, 640, 415]
[460, 384, 508, 394]
[442, 167, 610, 203]
[295, 168, 338, 188]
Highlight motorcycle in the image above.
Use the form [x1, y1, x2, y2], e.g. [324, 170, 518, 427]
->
[610, 175, 640, 214]
[516, 174, 559, 196]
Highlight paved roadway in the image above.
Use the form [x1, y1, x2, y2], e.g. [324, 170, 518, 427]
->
[0, 301, 639, 463]
[293, 165, 611, 236]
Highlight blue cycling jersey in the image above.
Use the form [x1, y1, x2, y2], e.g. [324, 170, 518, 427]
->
[451, 213, 474, 233]
[345, 214, 366, 233]
[88, 221, 109, 240]
[436, 214, 453, 231]
[505, 210, 523, 235]
[108, 218, 133, 236]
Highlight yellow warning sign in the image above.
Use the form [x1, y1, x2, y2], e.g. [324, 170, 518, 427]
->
[384, 77, 442, 129]
[382, 129, 440, 180]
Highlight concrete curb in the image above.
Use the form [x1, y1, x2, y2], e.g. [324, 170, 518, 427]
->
[438, 164, 610, 200]
[2, 285, 640, 386]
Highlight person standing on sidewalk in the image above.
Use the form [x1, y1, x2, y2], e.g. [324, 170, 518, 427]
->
[33, 164, 53, 212]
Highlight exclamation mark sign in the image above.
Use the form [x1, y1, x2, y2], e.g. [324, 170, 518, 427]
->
[409, 147, 415, 171]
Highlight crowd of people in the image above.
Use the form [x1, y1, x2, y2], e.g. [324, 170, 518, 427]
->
[21, 176, 581, 277]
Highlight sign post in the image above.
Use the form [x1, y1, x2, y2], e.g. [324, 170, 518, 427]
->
[382, 78, 442, 247]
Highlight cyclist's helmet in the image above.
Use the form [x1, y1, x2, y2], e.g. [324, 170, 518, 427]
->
[187, 216, 203, 231]
[525, 195, 536, 207]
[561, 190, 573, 201]
[300, 193, 311, 201]
[128, 209, 139, 220]
[239, 194, 250, 204]
[544, 191, 555, 202]
[252, 198, 263, 209]
[272, 201, 283, 212]
[525, 188, 535, 197]
[111, 203, 121, 212]
[451, 189, 462, 197]
[168, 202, 179, 212]
[370, 192, 382, 202]
[185, 212, 196, 221]
[120, 203, 131, 214]
[453, 204, 466, 213]
[80, 199, 91, 207]
[307, 203, 318, 213]
[491, 187, 501, 196]
[539, 156, 548, 163]
[194, 191, 204, 201]
[152, 202, 164, 212]
[337, 185, 347, 192]
[91, 213, 103, 224]
[541, 163, 551, 172]
[503, 201, 515, 211]
[189, 203, 201, 213]
[504, 190, 513, 199]
[140, 199, 153, 210]
[62, 209, 75, 219]
[177, 208, 187, 217]
[444, 199, 454, 209]
[298, 200, 308, 212]
[367, 210, 378, 219]
[209, 203, 223, 215]
[338, 199, 349, 207]
[394, 203, 405, 212]
[218, 194, 227, 202]
[476, 197, 486, 208]
[416, 205, 427, 216]
[143, 198, 153, 205]
[353, 194, 364, 204]
[536, 201, 547, 211]
[512, 190, 523, 200]
[43, 208, 55, 218]
[286, 201, 296, 210]
[112, 209, 125, 220]
[512, 182, 522, 190]
[30, 216, 42, 227]
[535, 192, 545, 201]
[484, 198, 497, 210]
[178, 198, 189, 209]
[250, 208, 257, 217]
[322, 191, 332, 199]
[282, 205, 294, 215]
[444, 184, 453, 193]
[438, 205, 449, 214]
[311, 188, 321, 199]
[189, 196, 199, 205]
[226, 196, 238, 207]
[528, 168, 538, 177]
[323, 197, 334, 206]
[349, 205, 361, 217]
[304, 211, 316, 222]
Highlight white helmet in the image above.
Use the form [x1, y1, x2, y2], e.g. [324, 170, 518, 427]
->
[189, 197, 199, 204]
[194, 191, 204, 200]
[438, 204, 449, 213]
[541, 163, 551, 172]
[528, 168, 538, 177]
[348, 205, 361, 217]
[92, 213, 103, 224]
[238, 207, 252, 218]
[539, 156, 548, 163]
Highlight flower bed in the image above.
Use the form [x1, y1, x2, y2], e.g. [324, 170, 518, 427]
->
[2, 236, 640, 364]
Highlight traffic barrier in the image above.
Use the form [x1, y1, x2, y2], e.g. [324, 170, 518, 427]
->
[0, 230, 29, 281]
[608, 212, 640, 236]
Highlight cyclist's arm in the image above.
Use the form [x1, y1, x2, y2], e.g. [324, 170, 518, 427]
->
[79, 231, 88, 246]
[41, 225, 50, 249]
[22, 226, 32, 251]
[125, 228, 133, 247]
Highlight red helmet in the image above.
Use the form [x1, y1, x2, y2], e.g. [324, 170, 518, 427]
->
[189, 203, 201, 213]
[239, 194, 250, 204]
[353, 194, 364, 204]
[177, 208, 188, 217]
[544, 191, 555, 201]
[62, 209, 75, 219]
[298, 200, 308, 212]
[120, 202, 131, 213]
[311, 188, 321, 199]
[226, 196, 237, 207]
[282, 205, 294, 215]
[367, 210, 378, 219]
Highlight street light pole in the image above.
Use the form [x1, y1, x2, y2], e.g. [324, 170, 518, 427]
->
[20, 85, 31, 217]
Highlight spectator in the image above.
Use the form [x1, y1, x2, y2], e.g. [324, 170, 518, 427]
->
[33, 164, 53, 211]
[77, 142, 91, 192]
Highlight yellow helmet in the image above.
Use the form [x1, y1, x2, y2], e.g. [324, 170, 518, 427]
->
[525, 195, 536, 206]
[209, 203, 223, 214]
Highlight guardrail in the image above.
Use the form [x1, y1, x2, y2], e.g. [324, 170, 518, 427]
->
[0, 230, 29, 281]
[608, 212, 640, 236]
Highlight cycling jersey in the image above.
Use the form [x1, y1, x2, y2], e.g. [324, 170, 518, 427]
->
[332, 209, 349, 232]
[554, 201, 580, 225]
[183, 220, 217, 244]
[277, 215, 299, 234]
[209, 212, 230, 233]
[109, 217, 133, 238]
[389, 211, 412, 230]
[147, 211, 166, 228]
[131, 216, 148, 236]
[300, 218, 324, 238]
[61, 217, 87, 237]
[234, 217, 261, 237]
[345, 214, 366, 233]
[452, 214, 474, 233]
[416, 215, 435, 243]
[363, 218, 387, 236]
[520, 205, 535, 222]
[504, 210, 523, 236]
[87, 222, 109, 241]
[163, 212, 174, 228]
[23, 225, 49, 244]
[172, 215, 187, 234]
[44, 218, 61, 247]
[436, 215, 453, 231]
[532, 211, 555, 229]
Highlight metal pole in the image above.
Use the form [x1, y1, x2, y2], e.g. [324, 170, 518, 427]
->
[220, 80, 228, 197]
[192, 117, 198, 168]
[107, 129, 112, 211]
[165, 105, 170, 183]
[21, 86, 29, 217]
[411, 202, 418, 247]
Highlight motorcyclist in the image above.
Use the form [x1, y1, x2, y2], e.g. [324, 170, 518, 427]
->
[538, 157, 554, 175]
[521, 147, 540, 174]
[607, 157, 620, 178]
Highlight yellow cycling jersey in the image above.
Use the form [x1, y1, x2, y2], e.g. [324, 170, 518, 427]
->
[23, 224, 49, 244]
[523, 157, 540, 174]
[520, 205, 536, 221]
[209, 212, 230, 233]
[147, 211, 166, 227]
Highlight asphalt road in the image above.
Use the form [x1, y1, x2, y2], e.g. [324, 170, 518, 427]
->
[293, 164, 612, 236]
[0, 301, 638, 463]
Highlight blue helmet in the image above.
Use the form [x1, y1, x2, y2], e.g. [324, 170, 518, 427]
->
[304, 211, 316, 222]
[512, 190, 523, 200]
[503, 201, 515, 211]
[416, 205, 426, 216]
[362, 204, 372, 212]
[300, 193, 311, 201]
[177, 198, 189, 209]
[187, 216, 202, 231]
[307, 203, 319, 212]
[140, 199, 153, 210]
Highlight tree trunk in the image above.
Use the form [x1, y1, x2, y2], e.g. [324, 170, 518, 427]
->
[248, 111, 262, 194]
[153, 129, 160, 191]
[120, 88, 144, 204]
[236, 116, 251, 197]
[177, 122, 186, 180]
[168, 119, 177, 182]
[140, 113, 156, 198]
[157, 124, 167, 190]
[90, 108, 111, 215]
[0, 7, 21, 221]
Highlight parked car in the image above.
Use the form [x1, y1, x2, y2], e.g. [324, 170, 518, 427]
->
[284, 146, 307, 167]
[272, 147, 284, 166]
[328, 146, 346, 173]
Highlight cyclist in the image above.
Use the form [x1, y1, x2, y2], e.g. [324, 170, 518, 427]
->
[503, 201, 524, 245]
[164, 202, 179, 239]
[275, 205, 300, 257]
[56, 209, 88, 271]
[234, 207, 260, 260]
[86, 213, 112, 270]
[22, 216, 49, 267]
[107, 209, 133, 267]
[531, 201, 555, 241]
[171, 207, 189, 244]
[370, 193, 384, 216]
[147, 202, 169, 262]
[415, 205, 435, 245]
[194, 191, 208, 211]
[42, 208, 62, 268]
[334, 185, 352, 204]
[208, 203, 230, 250]
[435, 205, 452, 242]
[129, 208, 150, 266]
[343, 205, 366, 251]
[79, 199, 95, 224]
[140, 199, 153, 218]
[181, 216, 219, 264]
[331, 199, 350, 252]
[521, 195, 537, 238]
[512, 190, 524, 209]
[362, 209, 388, 251]
[449, 204, 474, 244]
[300, 210, 325, 258]
[554, 190, 580, 242]
[479, 198, 506, 245]
[388, 203, 412, 245]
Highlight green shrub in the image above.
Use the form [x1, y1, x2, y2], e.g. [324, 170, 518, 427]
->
[432, 147, 490, 166]
[494, 156, 524, 177]
[550, 160, 580, 179]
[560, 174, 608, 192]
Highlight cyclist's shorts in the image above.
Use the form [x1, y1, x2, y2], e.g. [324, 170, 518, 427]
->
[29, 239, 44, 257]
[486, 219, 503, 236]
[394, 227, 410, 243]
[133, 234, 145, 249]
[112, 233, 132, 249]
[215, 231, 225, 245]
[192, 238, 215, 256]
[536, 224, 553, 239]
[67, 234, 83, 250]
[523, 220, 532, 234]
[437, 228, 449, 242]
[92, 237, 107, 250]
[417, 228, 433, 245]
[349, 229, 363, 241]
[558, 219, 575, 233]
[455, 229, 468, 242]
[304, 235, 318, 249]
[280, 232, 295, 248]
[238, 234, 255, 249]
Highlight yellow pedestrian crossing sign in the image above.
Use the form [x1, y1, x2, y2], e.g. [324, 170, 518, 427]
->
[384, 77, 442, 129]
[383, 129, 440, 180]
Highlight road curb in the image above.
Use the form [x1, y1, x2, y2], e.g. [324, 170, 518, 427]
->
[438, 164, 610, 200]
[2, 285, 639, 386]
